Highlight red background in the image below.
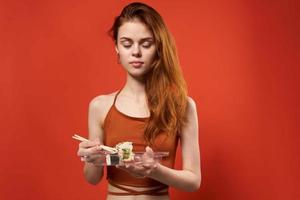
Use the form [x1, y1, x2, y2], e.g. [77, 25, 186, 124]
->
[0, 0, 299, 199]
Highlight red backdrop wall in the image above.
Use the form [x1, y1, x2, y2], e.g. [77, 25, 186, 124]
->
[0, 0, 299, 199]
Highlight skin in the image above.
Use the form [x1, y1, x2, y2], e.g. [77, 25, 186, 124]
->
[116, 19, 157, 81]
[77, 19, 201, 200]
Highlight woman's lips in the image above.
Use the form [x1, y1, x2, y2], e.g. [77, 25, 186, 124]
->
[130, 61, 144, 68]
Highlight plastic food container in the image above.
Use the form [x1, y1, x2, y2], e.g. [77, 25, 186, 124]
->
[102, 152, 169, 166]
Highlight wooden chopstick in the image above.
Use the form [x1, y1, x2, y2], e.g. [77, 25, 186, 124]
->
[72, 134, 89, 142]
[72, 134, 118, 153]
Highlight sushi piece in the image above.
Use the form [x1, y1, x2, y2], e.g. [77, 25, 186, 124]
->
[115, 142, 135, 162]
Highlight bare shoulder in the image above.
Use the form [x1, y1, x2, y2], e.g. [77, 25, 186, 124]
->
[89, 91, 117, 108]
[187, 96, 197, 113]
[88, 91, 118, 125]
[185, 96, 199, 125]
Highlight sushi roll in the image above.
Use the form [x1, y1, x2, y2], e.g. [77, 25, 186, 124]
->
[116, 142, 135, 162]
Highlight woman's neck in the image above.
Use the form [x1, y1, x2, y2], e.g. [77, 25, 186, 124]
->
[122, 74, 146, 100]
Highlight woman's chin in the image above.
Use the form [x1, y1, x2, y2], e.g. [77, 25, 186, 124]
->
[126, 69, 149, 78]
[126, 72, 146, 80]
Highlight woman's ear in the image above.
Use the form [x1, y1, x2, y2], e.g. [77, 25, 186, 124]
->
[115, 46, 120, 64]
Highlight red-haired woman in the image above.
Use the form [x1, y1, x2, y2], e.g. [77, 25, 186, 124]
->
[77, 2, 201, 199]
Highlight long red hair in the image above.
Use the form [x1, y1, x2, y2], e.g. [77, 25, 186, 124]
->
[109, 2, 188, 144]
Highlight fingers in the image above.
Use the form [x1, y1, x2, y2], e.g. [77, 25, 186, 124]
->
[115, 160, 157, 178]
[143, 162, 157, 170]
[80, 154, 106, 164]
[80, 154, 97, 162]
[76, 137, 105, 166]
[79, 140, 100, 148]
[77, 144, 103, 165]
[141, 146, 155, 167]
[145, 146, 154, 154]
[143, 146, 154, 158]
[77, 145, 102, 157]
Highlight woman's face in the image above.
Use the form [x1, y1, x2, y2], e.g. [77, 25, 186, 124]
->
[116, 19, 157, 79]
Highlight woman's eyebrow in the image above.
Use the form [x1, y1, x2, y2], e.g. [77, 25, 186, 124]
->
[119, 37, 132, 42]
[120, 37, 154, 42]
[140, 37, 154, 42]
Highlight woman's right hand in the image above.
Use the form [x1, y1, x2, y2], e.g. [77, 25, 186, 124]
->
[77, 139, 105, 167]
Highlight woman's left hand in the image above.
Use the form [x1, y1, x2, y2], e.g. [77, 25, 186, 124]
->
[116, 146, 158, 178]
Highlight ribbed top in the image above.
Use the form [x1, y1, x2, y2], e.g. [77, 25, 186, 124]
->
[103, 89, 179, 187]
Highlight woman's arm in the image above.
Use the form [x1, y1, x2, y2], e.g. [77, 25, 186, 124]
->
[148, 97, 201, 191]
[81, 96, 107, 185]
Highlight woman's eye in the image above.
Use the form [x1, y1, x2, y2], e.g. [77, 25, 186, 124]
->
[142, 42, 152, 48]
[123, 44, 132, 48]
[121, 41, 153, 49]
[121, 41, 132, 48]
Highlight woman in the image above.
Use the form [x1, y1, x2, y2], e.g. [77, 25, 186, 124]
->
[77, 2, 201, 199]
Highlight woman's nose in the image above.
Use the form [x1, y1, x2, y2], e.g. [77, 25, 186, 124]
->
[132, 44, 141, 57]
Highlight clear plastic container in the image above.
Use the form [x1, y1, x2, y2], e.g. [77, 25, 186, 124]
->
[102, 152, 169, 166]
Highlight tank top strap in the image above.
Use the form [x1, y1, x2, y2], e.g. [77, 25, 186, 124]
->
[102, 89, 122, 130]
[113, 89, 122, 106]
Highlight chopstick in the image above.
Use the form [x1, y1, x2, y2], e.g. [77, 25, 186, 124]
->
[72, 134, 118, 154]
[72, 134, 89, 142]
